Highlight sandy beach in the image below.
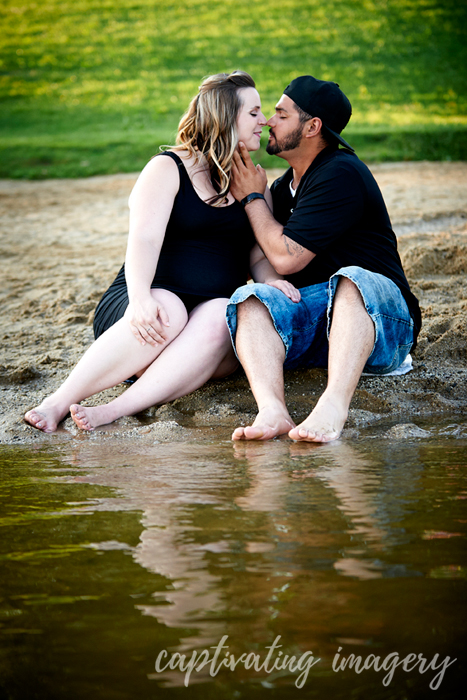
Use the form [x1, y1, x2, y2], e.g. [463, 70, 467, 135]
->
[1, 162, 466, 445]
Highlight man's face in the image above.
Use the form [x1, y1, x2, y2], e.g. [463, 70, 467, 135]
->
[266, 94, 306, 157]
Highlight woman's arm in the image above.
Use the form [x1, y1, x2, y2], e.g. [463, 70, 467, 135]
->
[124, 155, 180, 346]
[249, 244, 301, 303]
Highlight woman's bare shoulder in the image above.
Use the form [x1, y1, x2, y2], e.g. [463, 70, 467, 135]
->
[167, 148, 191, 160]
[129, 152, 181, 204]
[137, 151, 182, 180]
[152, 148, 193, 165]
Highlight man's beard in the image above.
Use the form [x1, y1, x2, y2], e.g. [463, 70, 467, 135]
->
[266, 124, 304, 155]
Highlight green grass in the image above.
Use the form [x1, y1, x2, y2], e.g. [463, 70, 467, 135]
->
[1, 0, 466, 178]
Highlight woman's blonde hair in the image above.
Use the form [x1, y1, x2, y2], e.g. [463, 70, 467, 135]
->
[174, 71, 256, 205]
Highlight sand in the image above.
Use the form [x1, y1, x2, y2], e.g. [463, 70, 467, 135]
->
[1, 162, 466, 445]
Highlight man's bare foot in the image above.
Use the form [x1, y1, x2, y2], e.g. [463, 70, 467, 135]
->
[70, 404, 112, 431]
[232, 405, 295, 441]
[288, 395, 347, 443]
[24, 404, 66, 433]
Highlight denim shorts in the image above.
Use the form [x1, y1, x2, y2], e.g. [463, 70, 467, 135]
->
[226, 266, 415, 375]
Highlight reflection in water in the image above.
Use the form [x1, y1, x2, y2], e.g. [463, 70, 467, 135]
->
[0, 431, 466, 697]
[59, 439, 464, 640]
[235, 441, 391, 580]
[134, 497, 227, 649]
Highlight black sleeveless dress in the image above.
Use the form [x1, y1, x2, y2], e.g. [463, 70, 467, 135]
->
[93, 151, 255, 338]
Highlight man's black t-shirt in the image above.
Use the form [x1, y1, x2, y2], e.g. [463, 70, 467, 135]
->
[270, 147, 421, 343]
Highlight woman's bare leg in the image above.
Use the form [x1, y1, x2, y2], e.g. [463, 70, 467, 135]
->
[24, 289, 188, 432]
[70, 297, 238, 431]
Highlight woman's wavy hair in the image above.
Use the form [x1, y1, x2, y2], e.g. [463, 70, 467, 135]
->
[173, 71, 256, 205]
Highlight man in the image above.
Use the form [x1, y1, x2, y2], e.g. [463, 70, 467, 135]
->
[227, 75, 421, 443]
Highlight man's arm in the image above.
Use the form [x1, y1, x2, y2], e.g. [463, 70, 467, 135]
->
[231, 143, 315, 275]
[249, 244, 301, 303]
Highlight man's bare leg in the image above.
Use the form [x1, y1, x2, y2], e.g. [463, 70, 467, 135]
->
[232, 296, 295, 441]
[289, 277, 375, 443]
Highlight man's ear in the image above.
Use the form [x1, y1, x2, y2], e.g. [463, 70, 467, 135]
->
[304, 117, 323, 139]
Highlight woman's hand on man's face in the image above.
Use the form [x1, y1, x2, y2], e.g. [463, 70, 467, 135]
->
[230, 142, 268, 202]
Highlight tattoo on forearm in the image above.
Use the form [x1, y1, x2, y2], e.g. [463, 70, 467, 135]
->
[284, 236, 304, 257]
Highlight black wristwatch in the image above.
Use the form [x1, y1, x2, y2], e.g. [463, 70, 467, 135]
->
[241, 192, 265, 207]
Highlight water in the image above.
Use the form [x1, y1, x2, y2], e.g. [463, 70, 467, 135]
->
[1, 427, 466, 699]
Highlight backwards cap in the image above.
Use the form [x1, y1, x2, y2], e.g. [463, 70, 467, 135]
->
[284, 75, 354, 151]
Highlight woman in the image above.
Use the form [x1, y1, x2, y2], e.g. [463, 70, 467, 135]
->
[25, 71, 300, 433]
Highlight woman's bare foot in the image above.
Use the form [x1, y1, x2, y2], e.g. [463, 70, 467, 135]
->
[288, 394, 347, 443]
[70, 404, 113, 431]
[232, 405, 295, 441]
[24, 403, 67, 433]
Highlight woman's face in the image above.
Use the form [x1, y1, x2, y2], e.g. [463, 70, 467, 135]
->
[236, 88, 267, 152]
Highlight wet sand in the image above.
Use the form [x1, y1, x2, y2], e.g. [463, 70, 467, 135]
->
[1, 162, 466, 445]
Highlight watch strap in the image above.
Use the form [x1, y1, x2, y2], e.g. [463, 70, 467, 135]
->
[241, 192, 265, 207]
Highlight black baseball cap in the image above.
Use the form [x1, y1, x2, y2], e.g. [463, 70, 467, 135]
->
[283, 75, 354, 151]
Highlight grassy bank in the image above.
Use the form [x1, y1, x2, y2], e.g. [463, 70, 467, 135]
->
[1, 0, 466, 178]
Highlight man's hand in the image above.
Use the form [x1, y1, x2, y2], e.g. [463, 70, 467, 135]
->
[231, 142, 268, 202]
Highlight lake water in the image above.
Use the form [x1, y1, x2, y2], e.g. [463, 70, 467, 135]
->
[1, 423, 466, 699]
